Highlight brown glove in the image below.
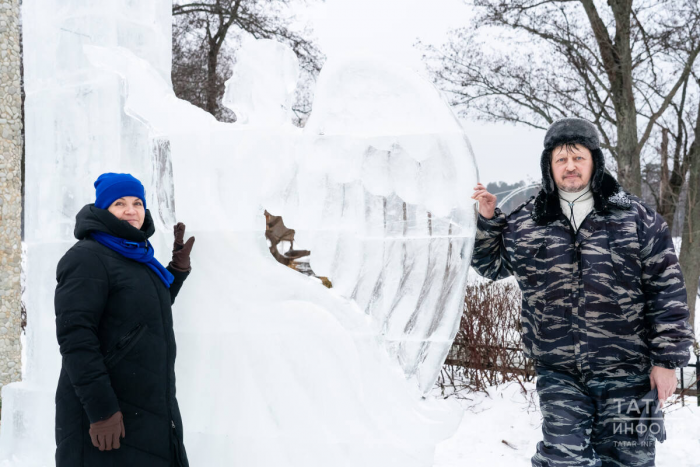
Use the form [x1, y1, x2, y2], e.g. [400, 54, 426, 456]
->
[89, 411, 125, 451]
[170, 222, 195, 272]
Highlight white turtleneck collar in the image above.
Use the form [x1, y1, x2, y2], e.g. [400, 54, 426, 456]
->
[558, 181, 594, 232]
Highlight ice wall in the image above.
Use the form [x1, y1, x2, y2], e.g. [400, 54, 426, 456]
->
[0, 1, 173, 465]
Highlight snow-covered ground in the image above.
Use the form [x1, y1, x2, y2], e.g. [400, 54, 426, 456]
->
[432, 279, 700, 467]
[433, 382, 700, 467]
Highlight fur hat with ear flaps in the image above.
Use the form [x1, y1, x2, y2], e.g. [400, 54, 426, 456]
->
[531, 117, 631, 224]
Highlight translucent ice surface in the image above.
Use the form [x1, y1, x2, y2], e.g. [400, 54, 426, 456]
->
[287, 58, 478, 393]
[0, 2, 173, 466]
[1, 3, 478, 466]
[222, 39, 300, 127]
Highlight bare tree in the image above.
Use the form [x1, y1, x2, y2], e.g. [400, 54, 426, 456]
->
[172, 0, 324, 124]
[425, 0, 700, 198]
[650, 74, 700, 336]
[642, 76, 695, 232]
[424, 0, 700, 340]
[679, 81, 700, 337]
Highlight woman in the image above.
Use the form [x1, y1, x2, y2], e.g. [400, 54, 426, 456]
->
[54, 172, 195, 467]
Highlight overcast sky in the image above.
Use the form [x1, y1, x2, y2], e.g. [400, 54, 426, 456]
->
[288, 0, 547, 185]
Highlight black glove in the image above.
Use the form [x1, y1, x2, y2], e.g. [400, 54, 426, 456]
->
[636, 388, 666, 444]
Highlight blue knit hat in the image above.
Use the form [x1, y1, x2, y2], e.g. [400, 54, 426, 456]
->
[94, 172, 147, 210]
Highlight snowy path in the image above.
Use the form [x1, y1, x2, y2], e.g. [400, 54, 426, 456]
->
[433, 382, 700, 467]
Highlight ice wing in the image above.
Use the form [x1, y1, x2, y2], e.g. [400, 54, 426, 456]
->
[276, 58, 479, 394]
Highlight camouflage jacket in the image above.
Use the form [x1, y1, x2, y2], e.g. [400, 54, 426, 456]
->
[471, 178, 694, 373]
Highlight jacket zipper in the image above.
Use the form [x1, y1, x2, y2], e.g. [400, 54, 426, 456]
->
[162, 309, 173, 429]
[153, 273, 176, 434]
[141, 263, 177, 437]
[562, 210, 593, 244]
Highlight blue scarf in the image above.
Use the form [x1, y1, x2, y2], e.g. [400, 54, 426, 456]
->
[90, 231, 174, 288]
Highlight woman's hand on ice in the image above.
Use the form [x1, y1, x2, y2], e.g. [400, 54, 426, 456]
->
[170, 222, 195, 272]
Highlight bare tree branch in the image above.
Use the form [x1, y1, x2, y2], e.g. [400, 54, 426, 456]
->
[172, 0, 324, 124]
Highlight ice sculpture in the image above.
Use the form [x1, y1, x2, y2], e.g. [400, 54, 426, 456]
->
[1, 2, 478, 466]
[287, 58, 478, 393]
[222, 40, 300, 127]
[0, 1, 174, 466]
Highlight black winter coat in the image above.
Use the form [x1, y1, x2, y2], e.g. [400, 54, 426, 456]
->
[55, 204, 190, 467]
[471, 171, 694, 375]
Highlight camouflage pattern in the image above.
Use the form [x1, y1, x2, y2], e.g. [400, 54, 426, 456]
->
[472, 170, 694, 466]
[532, 363, 656, 467]
[471, 171, 694, 375]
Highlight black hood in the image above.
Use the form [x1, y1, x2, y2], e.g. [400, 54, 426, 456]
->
[74, 203, 155, 241]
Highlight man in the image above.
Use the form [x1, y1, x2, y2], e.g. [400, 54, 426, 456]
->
[470, 118, 694, 466]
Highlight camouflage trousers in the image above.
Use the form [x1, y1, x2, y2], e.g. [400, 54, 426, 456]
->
[531, 363, 656, 467]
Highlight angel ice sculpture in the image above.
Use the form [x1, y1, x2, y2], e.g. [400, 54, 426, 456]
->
[79, 38, 479, 466]
[0, 36, 476, 466]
